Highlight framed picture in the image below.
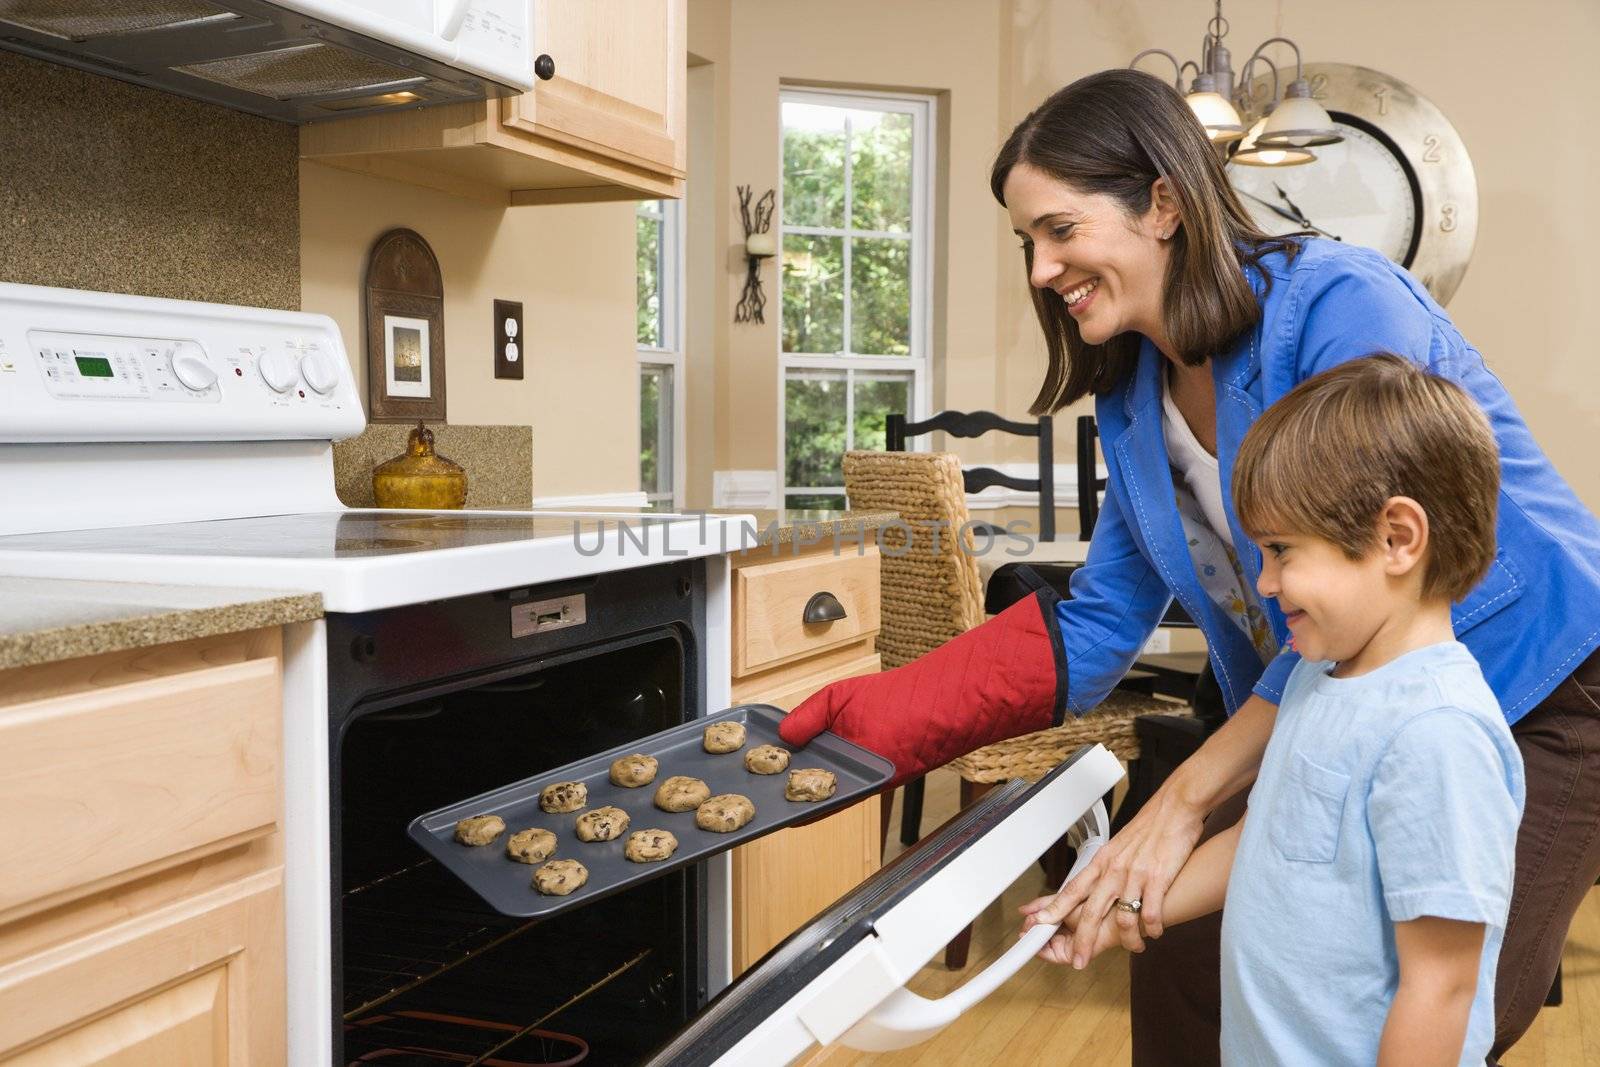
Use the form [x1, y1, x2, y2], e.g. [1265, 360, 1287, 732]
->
[383, 315, 432, 398]
[364, 228, 446, 422]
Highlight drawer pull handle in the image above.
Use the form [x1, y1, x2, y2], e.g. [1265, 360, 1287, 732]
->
[804, 591, 848, 625]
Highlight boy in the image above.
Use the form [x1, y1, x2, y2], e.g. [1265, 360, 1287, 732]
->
[1031, 354, 1524, 1065]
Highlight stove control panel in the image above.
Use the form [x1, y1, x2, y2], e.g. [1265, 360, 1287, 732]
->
[0, 282, 366, 442]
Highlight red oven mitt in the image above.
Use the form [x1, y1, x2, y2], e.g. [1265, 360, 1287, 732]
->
[778, 589, 1067, 787]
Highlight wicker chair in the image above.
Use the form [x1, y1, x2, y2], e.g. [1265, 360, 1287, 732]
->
[842, 449, 1188, 968]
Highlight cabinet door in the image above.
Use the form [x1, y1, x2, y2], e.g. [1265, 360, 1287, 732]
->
[502, 0, 686, 177]
[0, 871, 284, 1065]
[731, 648, 883, 974]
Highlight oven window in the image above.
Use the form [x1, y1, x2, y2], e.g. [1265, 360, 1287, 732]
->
[338, 636, 699, 1064]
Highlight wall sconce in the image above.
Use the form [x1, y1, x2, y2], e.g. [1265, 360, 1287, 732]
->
[735, 184, 776, 324]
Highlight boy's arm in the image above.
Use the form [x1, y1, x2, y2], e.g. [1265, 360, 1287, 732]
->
[1027, 814, 1245, 969]
[1378, 917, 1486, 1067]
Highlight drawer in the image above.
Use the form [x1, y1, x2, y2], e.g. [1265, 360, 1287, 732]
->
[0, 658, 281, 922]
[0, 869, 284, 1064]
[733, 547, 880, 677]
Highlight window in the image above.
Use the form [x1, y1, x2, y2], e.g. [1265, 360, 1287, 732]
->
[780, 89, 933, 510]
[637, 199, 684, 511]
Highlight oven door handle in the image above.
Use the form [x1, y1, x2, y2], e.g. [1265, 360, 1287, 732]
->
[832, 813, 1107, 1051]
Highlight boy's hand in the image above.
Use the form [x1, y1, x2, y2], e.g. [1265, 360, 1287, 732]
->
[1019, 897, 1128, 968]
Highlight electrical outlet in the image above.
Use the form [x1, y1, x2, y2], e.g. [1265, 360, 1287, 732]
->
[1140, 628, 1172, 655]
[494, 299, 524, 380]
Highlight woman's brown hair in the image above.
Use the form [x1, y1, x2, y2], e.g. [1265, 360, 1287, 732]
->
[991, 68, 1300, 413]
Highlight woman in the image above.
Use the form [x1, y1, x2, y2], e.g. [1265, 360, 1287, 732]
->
[779, 68, 1600, 1064]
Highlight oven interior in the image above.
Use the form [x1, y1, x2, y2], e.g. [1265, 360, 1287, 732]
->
[336, 632, 703, 1066]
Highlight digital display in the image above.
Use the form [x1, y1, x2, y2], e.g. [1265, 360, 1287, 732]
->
[74, 354, 113, 378]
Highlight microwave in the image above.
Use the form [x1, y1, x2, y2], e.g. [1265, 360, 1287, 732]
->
[0, 0, 536, 123]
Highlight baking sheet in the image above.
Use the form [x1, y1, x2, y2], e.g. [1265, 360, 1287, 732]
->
[407, 703, 895, 918]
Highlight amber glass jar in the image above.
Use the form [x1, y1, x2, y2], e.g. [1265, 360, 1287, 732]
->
[372, 422, 467, 509]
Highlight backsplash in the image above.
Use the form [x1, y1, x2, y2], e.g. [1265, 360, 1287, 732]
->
[0, 51, 299, 310]
[332, 423, 533, 509]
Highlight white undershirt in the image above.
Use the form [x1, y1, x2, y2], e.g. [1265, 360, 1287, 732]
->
[1161, 370, 1233, 543]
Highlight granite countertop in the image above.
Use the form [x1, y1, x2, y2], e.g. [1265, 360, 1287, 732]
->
[0, 577, 323, 672]
[707, 508, 899, 550]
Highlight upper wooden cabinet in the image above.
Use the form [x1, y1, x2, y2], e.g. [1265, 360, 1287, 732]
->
[300, 0, 686, 206]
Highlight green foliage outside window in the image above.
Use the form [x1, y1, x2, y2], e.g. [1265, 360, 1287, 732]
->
[636, 210, 662, 348]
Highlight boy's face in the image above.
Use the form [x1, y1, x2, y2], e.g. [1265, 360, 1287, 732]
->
[1253, 530, 1395, 665]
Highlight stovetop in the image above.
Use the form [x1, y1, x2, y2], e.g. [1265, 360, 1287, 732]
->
[0, 509, 750, 613]
[0, 510, 613, 559]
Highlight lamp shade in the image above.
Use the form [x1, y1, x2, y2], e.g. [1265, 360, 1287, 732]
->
[1186, 90, 1246, 143]
[1255, 82, 1342, 148]
[1231, 115, 1316, 167]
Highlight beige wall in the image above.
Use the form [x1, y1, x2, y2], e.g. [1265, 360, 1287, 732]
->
[299, 163, 640, 500]
[999, 0, 1600, 509]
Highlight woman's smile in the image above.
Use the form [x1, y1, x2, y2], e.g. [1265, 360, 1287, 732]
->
[1061, 276, 1100, 314]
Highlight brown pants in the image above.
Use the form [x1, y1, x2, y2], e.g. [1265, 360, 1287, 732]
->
[1128, 649, 1600, 1066]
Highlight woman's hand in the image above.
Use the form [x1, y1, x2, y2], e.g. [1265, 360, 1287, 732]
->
[1021, 695, 1280, 967]
[1021, 898, 1127, 967]
[1019, 785, 1205, 966]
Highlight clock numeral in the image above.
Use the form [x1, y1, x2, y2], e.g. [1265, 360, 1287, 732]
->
[1373, 86, 1389, 116]
[1308, 73, 1329, 100]
[1422, 135, 1443, 163]
[1440, 203, 1458, 233]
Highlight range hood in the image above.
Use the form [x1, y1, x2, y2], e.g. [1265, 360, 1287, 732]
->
[0, 0, 535, 124]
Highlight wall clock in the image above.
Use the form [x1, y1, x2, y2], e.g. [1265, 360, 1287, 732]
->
[1228, 62, 1478, 306]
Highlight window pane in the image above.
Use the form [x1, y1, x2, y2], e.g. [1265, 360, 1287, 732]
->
[787, 492, 848, 511]
[636, 212, 662, 348]
[852, 374, 912, 451]
[850, 237, 911, 355]
[785, 372, 847, 487]
[640, 364, 673, 501]
[781, 234, 843, 354]
[782, 102, 846, 228]
[850, 109, 913, 233]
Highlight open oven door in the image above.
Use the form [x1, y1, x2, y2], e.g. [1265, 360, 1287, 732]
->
[645, 743, 1125, 1066]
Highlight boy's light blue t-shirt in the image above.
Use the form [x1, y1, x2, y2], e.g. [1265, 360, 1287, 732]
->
[1220, 641, 1524, 1066]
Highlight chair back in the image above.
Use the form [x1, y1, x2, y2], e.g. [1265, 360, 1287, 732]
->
[1075, 414, 1109, 542]
[886, 410, 1056, 542]
[843, 450, 985, 669]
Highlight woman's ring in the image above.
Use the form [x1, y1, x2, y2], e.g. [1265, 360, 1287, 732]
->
[1114, 897, 1142, 914]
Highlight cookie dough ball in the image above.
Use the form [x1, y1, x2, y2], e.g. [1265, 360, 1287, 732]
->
[654, 775, 711, 812]
[574, 805, 631, 842]
[744, 744, 791, 775]
[695, 794, 756, 833]
[532, 859, 589, 896]
[703, 721, 747, 753]
[505, 827, 557, 864]
[786, 769, 838, 802]
[624, 829, 680, 863]
[454, 814, 505, 846]
[539, 781, 588, 814]
[609, 753, 659, 787]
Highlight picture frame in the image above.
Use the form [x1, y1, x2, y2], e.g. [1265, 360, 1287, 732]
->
[364, 228, 446, 422]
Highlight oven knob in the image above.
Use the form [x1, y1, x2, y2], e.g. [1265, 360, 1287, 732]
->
[168, 348, 217, 392]
[258, 349, 298, 393]
[300, 351, 340, 394]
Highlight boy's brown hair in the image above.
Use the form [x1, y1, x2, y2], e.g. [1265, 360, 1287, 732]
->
[1233, 353, 1499, 602]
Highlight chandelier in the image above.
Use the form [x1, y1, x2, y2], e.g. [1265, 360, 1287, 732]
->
[1130, 0, 1342, 167]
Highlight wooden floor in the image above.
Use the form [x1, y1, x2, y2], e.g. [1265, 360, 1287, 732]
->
[804, 767, 1600, 1067]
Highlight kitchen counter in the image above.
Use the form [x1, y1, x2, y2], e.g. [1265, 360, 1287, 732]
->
[0, 576, 323, 671]
[710, 508, 899, 551]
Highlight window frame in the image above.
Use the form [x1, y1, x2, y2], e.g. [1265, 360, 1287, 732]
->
[637, 198, 686, 511]
[777, 87, 936, 508]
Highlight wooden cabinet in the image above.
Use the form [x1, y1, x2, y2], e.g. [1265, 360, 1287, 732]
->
[0, 630, 286, 1065]
[301, 0, 687, 206]
[730, 543, 884, 974]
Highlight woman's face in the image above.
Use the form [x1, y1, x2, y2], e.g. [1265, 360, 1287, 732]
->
[1003, 162, 1174, 347]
